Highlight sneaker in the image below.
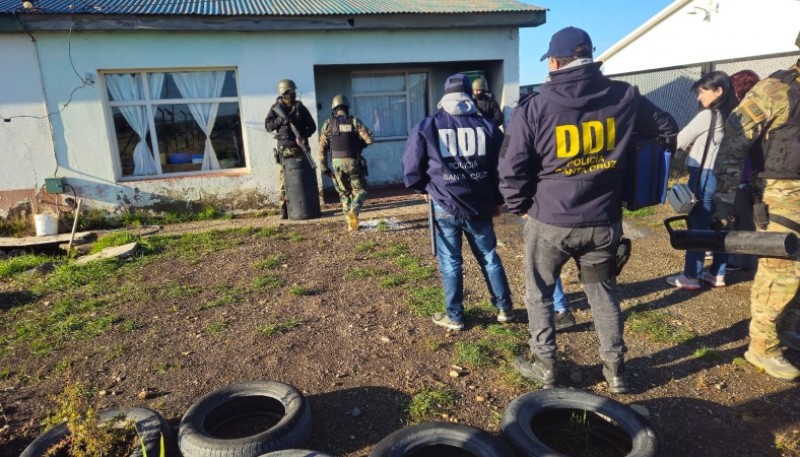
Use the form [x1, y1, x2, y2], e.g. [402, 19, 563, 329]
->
[602, 359, 631, 394]
[554, 311, 577, 331]
[705, 251, 713, 260]
[666, 274, 701, 290]
[347, 209, 359, 232]
[744, 350, 800, 381]
[514, 353, 556, 388]
[497, 310, 515, 323]
[700, 272, 726, 287]
[432, 312, 464, 331]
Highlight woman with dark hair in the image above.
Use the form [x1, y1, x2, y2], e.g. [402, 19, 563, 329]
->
[667, 71, 738, 290]
[727, 69, 761, 271]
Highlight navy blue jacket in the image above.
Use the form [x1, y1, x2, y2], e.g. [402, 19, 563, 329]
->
[403, 94, 505, 220]
[499, 62, 678, 227]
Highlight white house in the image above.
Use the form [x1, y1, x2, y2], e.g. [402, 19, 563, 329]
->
[596, 0, 799, 127]
[0, 0, 545, 219]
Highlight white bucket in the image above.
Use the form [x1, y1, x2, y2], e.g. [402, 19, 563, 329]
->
[34, 214, 58, 237]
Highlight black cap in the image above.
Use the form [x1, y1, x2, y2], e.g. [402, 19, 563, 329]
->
[540, 26, 594, 61]
[444, 73, 473, 96]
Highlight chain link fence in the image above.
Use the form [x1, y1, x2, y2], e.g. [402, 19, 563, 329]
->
[520, 51, 800, 129]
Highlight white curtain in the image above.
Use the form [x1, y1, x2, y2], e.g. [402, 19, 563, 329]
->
[107, 74, 162, 176]
[172, 71, 226, 170]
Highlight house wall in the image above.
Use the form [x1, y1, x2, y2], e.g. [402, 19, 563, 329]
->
[1, 26, 520, 214]
[600, 0, 800, 75]
[0, 35, 57, 217]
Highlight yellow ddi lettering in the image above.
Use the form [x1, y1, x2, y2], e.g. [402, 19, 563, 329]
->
[555, 118, 617, 158]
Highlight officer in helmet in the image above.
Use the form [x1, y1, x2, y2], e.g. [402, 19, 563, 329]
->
[471, 76, 504, 129]
[318, 94, 374, 231]
[265, 79, 317, 219]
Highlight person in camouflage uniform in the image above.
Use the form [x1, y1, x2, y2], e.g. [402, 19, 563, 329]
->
[712, 32, 800, 381]
[265, 79, 317, 219]
[472, 76, 504, 129]
[318, 94, 373, 231]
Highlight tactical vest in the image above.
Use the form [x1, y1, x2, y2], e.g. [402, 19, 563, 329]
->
[760, 69, 800, 179]
[329, 115, 360, 159]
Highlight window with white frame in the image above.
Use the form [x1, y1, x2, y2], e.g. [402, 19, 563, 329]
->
[104, 68, 244, 178]
[351, 72, 429, 140]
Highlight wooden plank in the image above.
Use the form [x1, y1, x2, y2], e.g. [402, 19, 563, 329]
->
[75, 242, 139, 265]
[0, 232, 94, 248]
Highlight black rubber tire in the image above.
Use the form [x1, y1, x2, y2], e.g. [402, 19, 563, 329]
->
[369, 421, 514, 457]
[178, 380, 312, 457]
[257, 450, 332, 457]
[20, 406, 175, 457]
[501, 388, 663, 457]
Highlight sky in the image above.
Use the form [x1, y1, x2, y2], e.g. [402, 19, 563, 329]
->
[517, 0, 675, 85]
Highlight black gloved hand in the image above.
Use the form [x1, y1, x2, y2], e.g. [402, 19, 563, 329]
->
[711, 201, 735, 230]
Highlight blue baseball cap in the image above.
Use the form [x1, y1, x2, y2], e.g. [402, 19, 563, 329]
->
[444, 73, 473, 96]
[540, 26, 594, 61]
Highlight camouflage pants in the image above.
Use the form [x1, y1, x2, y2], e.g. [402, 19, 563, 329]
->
[749, 179, 800, 356]
[332, 158, 367, 215]
[278, 147, 302, 203]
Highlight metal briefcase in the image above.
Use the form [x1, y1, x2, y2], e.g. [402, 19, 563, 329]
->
[668, 183, 697, 214]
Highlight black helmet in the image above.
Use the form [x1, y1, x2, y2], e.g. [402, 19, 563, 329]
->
[278, 79, 297, 95]
[331, 94, 350, 110]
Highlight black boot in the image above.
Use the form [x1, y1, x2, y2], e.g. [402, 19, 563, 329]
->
[602, 359, 630, 394]
[514, 353, 556, 388]
[280, 202, 288, 220]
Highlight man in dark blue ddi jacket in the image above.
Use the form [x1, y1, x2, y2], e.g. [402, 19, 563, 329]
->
[499, 27, 678, 393]
[403, 73, 513, 331]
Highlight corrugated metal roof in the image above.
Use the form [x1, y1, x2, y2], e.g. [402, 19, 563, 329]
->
[0, 0, 545, 16]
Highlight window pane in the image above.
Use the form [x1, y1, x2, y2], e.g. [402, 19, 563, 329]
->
[159, 74, 185, 100]
[153, 103, 203, 173]
[220, 70, 238, 98]
[408, 72, 429, 128]
[354, 95, 407, 138]
[106, 73, 143, 102]
[210, 103, 245, 169]
[112, 106, 155, 177]
[353, 74, 405, 93]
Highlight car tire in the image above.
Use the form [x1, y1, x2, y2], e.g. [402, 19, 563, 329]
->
[178, 380, 312, 457]
[20, 406, 174, 457]
[501, 388, 663, 457]
[369, 421, 514, 457]
[256, 450, 332, 457]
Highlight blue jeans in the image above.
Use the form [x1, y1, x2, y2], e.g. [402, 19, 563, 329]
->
[553, 277, 568, 313]
[684, 167, 728, 278]
[433, 201, 512, 323]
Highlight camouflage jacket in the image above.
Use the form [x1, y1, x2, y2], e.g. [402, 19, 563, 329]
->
[713, 62, 800, 205]
[317, 111, 373, 168]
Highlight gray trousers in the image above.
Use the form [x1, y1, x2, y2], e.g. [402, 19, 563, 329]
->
[523, 217, 627, 362]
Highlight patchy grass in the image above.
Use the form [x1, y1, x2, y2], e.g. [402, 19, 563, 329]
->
[406, 386, 457, 424]
[288, 232, 305, 242]
[356, 241, 379, 254]
[288, 284, 310, 296]
[261, 319, 302, 337]
[623, 207, 656, 218]
[257, 227, 282, 239]
[453, 340, 497, 368]
[380, 275, 407, 289]
[88, 231, 139, 254]
[345, 267, 385, 279]
[693, 347, 722, 361]
[406, 286, 444, 317]
[732, 357, 748, 367]
[374, 242, 409, 259]
[0, 254, 55, 279]
[207, 321, 228, 334]
[198, 292, 238, 310]
[627, 310, 697, 344]
[253, 253, 286, 270]
[160, 284, 203, 300]
[253, 274, 282, 290]
[775, 429, 800, 453]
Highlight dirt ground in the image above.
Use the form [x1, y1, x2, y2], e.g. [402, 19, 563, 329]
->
[1, 190, 799, 456]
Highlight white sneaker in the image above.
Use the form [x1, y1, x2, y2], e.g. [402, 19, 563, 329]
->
[666, 274, 701, 290]
[701, 272, 726, 287]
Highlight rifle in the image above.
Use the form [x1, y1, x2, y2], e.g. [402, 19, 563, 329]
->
[271, 104, 317, 169]
[664, 215, 799, 259]
[428, 197, 437, 257]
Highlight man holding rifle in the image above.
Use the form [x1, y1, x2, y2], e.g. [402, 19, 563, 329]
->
[403, 73, 513, 331]
[265, 79, 317, 219]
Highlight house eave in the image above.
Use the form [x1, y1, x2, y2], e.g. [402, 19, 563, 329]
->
[0, 11, 545, 32]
